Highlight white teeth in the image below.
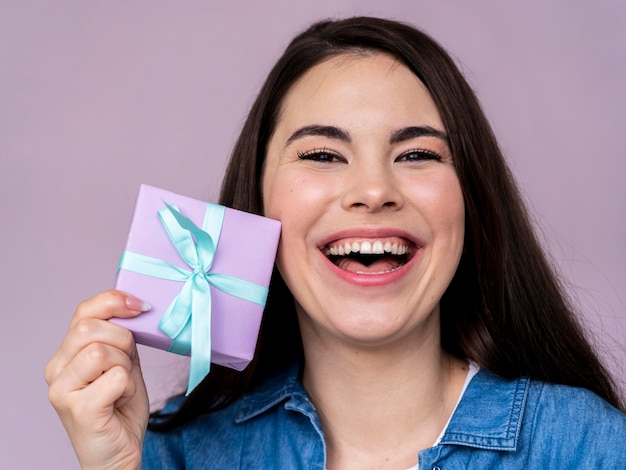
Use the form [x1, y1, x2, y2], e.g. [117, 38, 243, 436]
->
[324, 239, 411, 256]
[360, 241, 372, 254]
[389, 243, 407, 255]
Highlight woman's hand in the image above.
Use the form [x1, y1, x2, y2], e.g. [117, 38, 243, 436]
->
[44, 290, 151, 469]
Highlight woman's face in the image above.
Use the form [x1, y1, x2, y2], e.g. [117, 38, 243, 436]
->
[262, 53, 465, 347]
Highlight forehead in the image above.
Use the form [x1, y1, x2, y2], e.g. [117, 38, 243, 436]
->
[276, 52, 444, 131]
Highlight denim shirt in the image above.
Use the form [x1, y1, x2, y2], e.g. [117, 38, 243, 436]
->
[143, 364, 626, 469]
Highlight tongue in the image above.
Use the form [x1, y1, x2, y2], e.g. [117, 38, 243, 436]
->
[336, 256, 400, 273]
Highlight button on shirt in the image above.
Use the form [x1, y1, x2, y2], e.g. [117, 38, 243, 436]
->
[143, 364, 626, 469]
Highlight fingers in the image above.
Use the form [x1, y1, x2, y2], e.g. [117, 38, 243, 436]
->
[45, 317, 136, 385]
[44, 290, 149, 386]
[69, 365, 137, 417]
[48, 344, 132, 410]
[68, 342, 133, 390]
[44, 290, 150, 469]
[71, 290, 151, 326]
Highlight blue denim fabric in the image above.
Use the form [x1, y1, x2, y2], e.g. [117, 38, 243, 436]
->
[143, 364, 626, 469]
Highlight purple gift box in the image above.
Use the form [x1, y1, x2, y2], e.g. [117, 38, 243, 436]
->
[112, 184, 281, 376]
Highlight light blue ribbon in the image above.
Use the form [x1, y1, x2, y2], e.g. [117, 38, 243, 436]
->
[118, 202, 269, 395]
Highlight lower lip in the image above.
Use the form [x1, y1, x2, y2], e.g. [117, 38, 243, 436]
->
[320, 249, 421, 287]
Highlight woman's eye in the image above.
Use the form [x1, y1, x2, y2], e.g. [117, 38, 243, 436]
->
[297, 149, 344, 163]
[396, 149, 442, 163]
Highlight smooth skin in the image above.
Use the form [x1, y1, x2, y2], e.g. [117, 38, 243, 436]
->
[46, 53, 468, 470]
[263, 53, 467, 469]
[44, 291, 149, 469]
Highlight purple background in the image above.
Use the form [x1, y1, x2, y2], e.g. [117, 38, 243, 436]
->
[2, 1, 625, 467]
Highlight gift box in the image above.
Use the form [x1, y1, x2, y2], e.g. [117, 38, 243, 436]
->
[112, 184, 281, 393]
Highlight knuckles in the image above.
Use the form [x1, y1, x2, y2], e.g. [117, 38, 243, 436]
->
[75, 289, 127, 320]
[43, 360, 56, 386]
[108, 365, 132, 388]
[99, 289, 128, 310]
[47, 378, 69, 411]
[45, 289, 143, 435]
[73, 317, 100, 338]
[71, 317, 135, 354]
[82, 341, 111, 366]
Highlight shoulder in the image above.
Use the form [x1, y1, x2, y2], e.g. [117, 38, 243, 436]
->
[527, 379, 626, 433]
[434, 371, 626, 468]
[142, 363, 325, 469]
[143, 396, 244, 469]
[523, 379, 626, 464]
[463, 367, 626, 432]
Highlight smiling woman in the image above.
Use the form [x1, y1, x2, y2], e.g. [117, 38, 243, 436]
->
[45, 16, 626, 469]
[263, 53, 465, 358]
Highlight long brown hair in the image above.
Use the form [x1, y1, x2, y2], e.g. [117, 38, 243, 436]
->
[150, 16, 623, 430]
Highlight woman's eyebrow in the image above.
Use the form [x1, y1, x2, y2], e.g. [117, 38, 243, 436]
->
[286, 125, 351, 144]
[389, 126, 448, 144]
[285, 124, 448, 145]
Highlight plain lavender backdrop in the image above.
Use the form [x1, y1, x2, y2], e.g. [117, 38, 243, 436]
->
[1, 1, 624, 468]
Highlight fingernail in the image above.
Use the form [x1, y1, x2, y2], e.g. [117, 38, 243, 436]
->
[125, 295, 152, 312]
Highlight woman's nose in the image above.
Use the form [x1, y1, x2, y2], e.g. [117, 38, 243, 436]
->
[340, 163, 404, 212]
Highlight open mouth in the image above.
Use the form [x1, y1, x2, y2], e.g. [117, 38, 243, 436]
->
[323, 239, 415, 274]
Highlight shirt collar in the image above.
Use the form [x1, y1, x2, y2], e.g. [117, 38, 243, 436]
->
[439, 368, 529, 451]
[235, 362, 529, 452]
[235, 362, 307, 423]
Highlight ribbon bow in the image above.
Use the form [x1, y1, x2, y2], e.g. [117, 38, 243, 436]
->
[118, 202, 268, 395]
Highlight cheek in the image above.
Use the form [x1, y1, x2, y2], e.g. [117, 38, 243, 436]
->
[264, 175, 331, 271]
[445, 181, 466, 230]
[436, 180, 466, 248]
[263, 178, 293, 220]
[264, 174, 330, 221]
[263, 177, 307, 262]
[412, 173, 465, 235]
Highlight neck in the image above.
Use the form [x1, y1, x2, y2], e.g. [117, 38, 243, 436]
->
[300, 324, 468, 469]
